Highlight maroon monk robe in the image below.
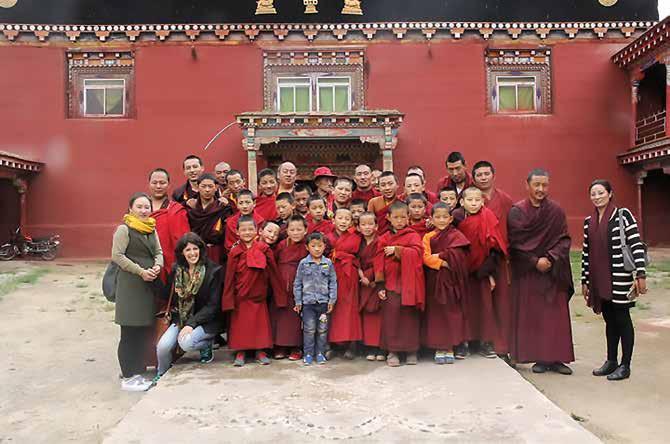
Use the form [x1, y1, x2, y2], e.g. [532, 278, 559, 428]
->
[352, 187, 380, 205]
[435, 171, 473, 196]
[359, 237, 382, 347]
[369, 197, 397, 235]
[326, 228, 363, 343]
[374, 228, 425, 352]
[271, 238, 308, 347]
[187, 199, 230, 263]
[151, 200, 190, 282]
[422, 227, 470, 350]
[306, 216, 335, 237]
[508, 198, 575, 364]
[454, 207, 508, 348]
[222, 240, 288, 351]
[256, 194, 278, 221]
[409, 218, 431, 238]
[172, 181, 199, 204]
[484, 188, 514, 245]
[224, 211, 265, 253]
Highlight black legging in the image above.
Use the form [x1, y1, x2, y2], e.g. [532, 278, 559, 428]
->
[118, 326, 151, 378]
[602, 301, 635, 367]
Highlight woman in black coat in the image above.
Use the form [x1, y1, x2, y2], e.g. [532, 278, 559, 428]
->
[155, 232, 223, 381]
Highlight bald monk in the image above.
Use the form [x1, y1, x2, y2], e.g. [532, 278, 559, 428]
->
[367, 171, 400, 235]
[277, 162, 297, 194]
[352, 164, 380, 204]
[508, 168, 575, 375]
[214, 161, 231, 189]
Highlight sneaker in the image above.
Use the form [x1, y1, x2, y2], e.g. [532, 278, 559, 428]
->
[200, 345, 214, 364]
[479, 342, 497, 359]
[304, 354, 314, 365]
[151, 373, 162, 386]
[325, 349, 335, 360]
[316, 354, 327, 365]
[376, 354, 387, 362]
[343, 349, 355, 360]
[288, 350, 303, 361]
[121, 374, 152, 392]
[550, 362, 573, 375]
[434, 351, 446, 365]
[256, 351, 271, 365]
[454, 343, 468, 360]
[445, 352, 455, 364]
[233, 351, 245, 367]
[274, 349, 287, 360]
[387, 352, 400, 367]
[406, 353, 418, 365]
[366, 354, 376, 361]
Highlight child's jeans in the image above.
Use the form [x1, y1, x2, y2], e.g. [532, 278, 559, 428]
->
[302, 303, 329, 357]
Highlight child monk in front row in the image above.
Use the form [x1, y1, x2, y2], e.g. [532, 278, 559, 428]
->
[422, 202, 471, 364]
[222, 215, 288, 367]
[374, 200, 425, 367]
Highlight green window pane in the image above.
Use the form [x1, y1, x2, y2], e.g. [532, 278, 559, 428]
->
[498, 85, 517, 112]
[295, 86, 310, 112]
[279, 87, 294, 112]
[106, 88, 124, 115]
[319, 87, 334, 112]
[517, 86, 535, 111]
[334, 86, 349, 111]
[85, 88, 105, 115]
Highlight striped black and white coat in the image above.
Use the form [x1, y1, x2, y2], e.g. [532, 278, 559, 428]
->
[581, 207, 646, 303]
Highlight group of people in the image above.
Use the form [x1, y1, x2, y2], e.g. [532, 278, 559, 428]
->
[110, 151, 648, 392]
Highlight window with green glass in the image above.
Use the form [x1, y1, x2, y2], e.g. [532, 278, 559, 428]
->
[83, 79, 125, 116]
[278, 78, 311, 112]
[317, 77, 351, 112]
[496, 77, 537, 113]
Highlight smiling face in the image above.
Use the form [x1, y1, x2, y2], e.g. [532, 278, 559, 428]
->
[334, 180, 353, 204]
[287, 219, 307, 243]
[308, 199, 326, 222]
[260, 222, 280, 245]
[408, 199, 427, 222]
[357, 214, 377, 238]
[237, 194, 255, 215]
[387, 207, 409, 231]
[379, 175, 398, 200]
[182, 242, 201, 266]
[354, 165, 372, 190]
[460, 188, 483, 215]
[184, 158, 204, 183]
[473, 166, 494, 191]
[258, 174, 277, 197]
[226, 173, 245, 194]
[237, 220, 257, 244]
[590, 184, 612, 210]
[198, 178, 218, 201]
[275, 198, 295, 220]
[130, 196, 152, 220]
[149, 171, 169, 200]
[404, 175, 424, 196]
[334, 209, 353, 233]
[431, 207, 453, 231]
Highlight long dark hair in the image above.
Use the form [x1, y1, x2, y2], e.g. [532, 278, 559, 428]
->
[128, 192, 152, 211]
[174, 232, 207, 268]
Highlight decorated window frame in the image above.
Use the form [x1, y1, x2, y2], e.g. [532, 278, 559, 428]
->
[67, 50, 135, 119]
[485, 48, 552, 115]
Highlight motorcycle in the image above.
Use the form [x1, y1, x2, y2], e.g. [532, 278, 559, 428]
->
[0, 227, 61, 261]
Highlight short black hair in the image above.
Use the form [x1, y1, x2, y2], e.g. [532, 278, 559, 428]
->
[287, 214, 308, 229]
[407, 165, 425, 174]
[406, 192, 427, 204]
[526, 168, 550, 183]
[237, 214, 256, 229]
[431, 202, 451, 215]
[196, 173, 218, 184]
[388, 200, 409, 214]
[306, 232, 325, 244]
[350, 198, 366, 208]
[405, 173, 425, 184]
[148, 168, 170, 182]
[358, 211, 377, 222]
[438, 187, 457, 196]
[472, 160, 495, 175]
[307, 193, 327, 207]
[276, 192, 294, 204]
[294, 183, 313, 195]
[237, 189, 255, 200]
[183, 155, 203, 167]
[446, 151, 465, 165]
[175, 232, 207, 268]
[128, 192, 151, 210]
[589, 179, 613, 194]
[225, 169, 244, 181]
[379, 171, 398, 183]
[257, 168, 277, 182]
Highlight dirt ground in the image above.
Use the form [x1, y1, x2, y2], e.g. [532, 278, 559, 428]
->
[0, 251, 669, 443]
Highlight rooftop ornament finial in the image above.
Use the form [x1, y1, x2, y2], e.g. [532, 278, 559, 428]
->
[342, 0, 363, 15]
[304, 0, 318, 14]
[255, 0, 277, 15]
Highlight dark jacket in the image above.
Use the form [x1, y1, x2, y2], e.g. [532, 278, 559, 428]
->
[163, 259, 224, 334]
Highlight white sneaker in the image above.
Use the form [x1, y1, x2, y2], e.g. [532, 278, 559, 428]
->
[121, 374, 152, 392]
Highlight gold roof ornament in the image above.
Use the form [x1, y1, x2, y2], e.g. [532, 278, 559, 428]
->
[304, 0, 318, 14]
[255, 0, 277, 15]
[342, 0, 363, 15]
[598, 0, 618, 6]
[0, 0, 19, 8]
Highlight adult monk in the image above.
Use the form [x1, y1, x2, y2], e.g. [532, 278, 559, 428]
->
[367, 171, 400, 235]
[214, 161, 231, 190]
[435, 152, 473, 197]
[508, 169, 575, 375]
[223, 169, 246, 214]
[473, 161, 513, 243]
[172, 155, 205, 203]
[186, 173, 232, 264]
[277, 162, 297, 194]
[352, 164, 380, 204]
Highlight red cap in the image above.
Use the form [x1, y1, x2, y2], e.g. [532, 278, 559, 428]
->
[313, 166, 337, 180]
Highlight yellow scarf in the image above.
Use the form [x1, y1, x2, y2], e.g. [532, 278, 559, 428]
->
[123, 213, 156, 234]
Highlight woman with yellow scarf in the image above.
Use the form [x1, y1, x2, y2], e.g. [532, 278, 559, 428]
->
[111, 192, 164, 392]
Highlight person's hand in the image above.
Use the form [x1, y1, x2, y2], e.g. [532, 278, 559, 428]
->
[582, 284, 590, 303]
[186, 198, 198, 209]
[440, 261, 450, 268]
[384, 246, 396, 256]
[378, 289, 387, 300]
[151, 265, 161, 275]
[140, 269, 157, 281]
[218, 195, 229, 206]
[636, 277, 647, 295]
[327, 304, 334, 314]
[293, 304, 302, 313]
[536, 257, 552, 273]
[360, 276, 371, 287]
[426, 219, 434, 229]
[178, 326, 194, 341]
[488, 275, 496, 291]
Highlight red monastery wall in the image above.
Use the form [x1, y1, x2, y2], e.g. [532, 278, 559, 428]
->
[0, 39, 635, 257]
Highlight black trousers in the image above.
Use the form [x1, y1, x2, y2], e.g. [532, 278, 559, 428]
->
[118, 326, 151, 378]
[602, 301, 635, 367]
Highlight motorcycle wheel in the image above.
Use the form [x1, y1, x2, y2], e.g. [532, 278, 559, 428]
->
[0, 244, 18, 261]
[41, 249, 57, 261]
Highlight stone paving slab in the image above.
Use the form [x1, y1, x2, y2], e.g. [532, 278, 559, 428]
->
[104, 353, 600, 443]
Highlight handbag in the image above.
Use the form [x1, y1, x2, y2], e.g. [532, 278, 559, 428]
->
[101, 262, 119, 302]
[618, 208, 649, 273]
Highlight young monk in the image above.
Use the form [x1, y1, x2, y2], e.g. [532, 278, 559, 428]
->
[306, 194, 335, 237]
[272, 215, 309, 360]
[186, 173, 231, 264]
[222, 216, 287, 366]
[255, 168, 278, 221]
[374, 200, 425, 367]
[438, 188, 459, 212]
[357, 212, 385, 361]
[326, 208, 363, 359]
[224, 189, 265, 253]
[293, 184, 312, 218]
[259, 221, 281, 248]
[274, 192, 295, 241]
[402, 173, 438, 206]
[367, 171, 400, 235]
[452, 187, 508, 359]
[223, 169, 246, 214]
[350, 199, 366, 226]
[422, 202, 470, 365]
[407, 193, 431, 238]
